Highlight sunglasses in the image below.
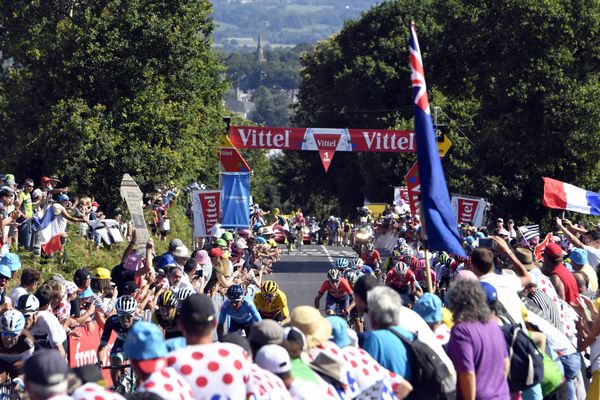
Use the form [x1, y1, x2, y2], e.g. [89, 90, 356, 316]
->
[118, 315, 134, 321]
[263, 294, 274, 300]
[23, 313, 34, 320]
[1, 331, 18, 338]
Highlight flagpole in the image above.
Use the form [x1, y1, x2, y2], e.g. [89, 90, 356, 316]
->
[419, 209, 434, 293]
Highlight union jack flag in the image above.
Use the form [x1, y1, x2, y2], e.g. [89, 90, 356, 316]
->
[409, 22, 430, 115]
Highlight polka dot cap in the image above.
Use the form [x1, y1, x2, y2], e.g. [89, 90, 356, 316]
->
[138, 367, 194, 400]
[167, 342, 253, 399]
[71, 383, 126, 400]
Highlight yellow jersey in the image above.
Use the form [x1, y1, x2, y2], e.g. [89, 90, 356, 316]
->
[253, 289, 289, 319]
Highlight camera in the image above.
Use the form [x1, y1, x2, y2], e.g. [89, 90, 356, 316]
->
[478, 238, 496, 249]
[194, 269, 204, 279]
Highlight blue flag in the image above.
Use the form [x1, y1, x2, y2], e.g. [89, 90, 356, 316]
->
[409, 23, 466, 257]
[221, 172, 250, 228]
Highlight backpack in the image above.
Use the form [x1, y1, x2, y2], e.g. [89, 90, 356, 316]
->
[498, 316, 544, 393]
[386, 328, 456, 400]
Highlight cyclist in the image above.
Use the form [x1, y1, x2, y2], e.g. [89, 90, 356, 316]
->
[0, 310, 34, 381]
[385, 261, 417, 303]
[360, 243, 381, 272]
[98, 295, 139, 389]
[15, 294, 39, 331]
[153, 290, 181, 339]
[343, 268, 365, 332]
[216, 285, 261, 339]
[335, 257, 349, 271]
[314, 269, 354, 316]
[253, 281, 289, 321]
[342, 219, 353, 246]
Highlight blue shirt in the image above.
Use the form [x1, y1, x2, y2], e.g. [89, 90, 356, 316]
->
[361, 326, 413, 381]
[218, 299, 262, 324]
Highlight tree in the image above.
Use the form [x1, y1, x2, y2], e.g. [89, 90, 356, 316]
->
[0, 0, 227, 210]
[284, 0, 600, 222]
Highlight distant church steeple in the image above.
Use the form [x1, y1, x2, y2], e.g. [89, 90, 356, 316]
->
[256, 34, 265, 63]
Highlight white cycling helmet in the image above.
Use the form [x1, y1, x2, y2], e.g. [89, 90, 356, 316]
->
[16, 294, 40, 313]
[115, 296, 138, 316]
[1, 310, 25, 335]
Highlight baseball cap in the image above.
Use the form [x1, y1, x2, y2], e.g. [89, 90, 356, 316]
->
[73, 268, 91, 286]
[544, 243, 563, 259]
[215, 238, 228, 248]
[4, 174, 15, 185]
[0, 253, 21, 272]
[93, 267, 111, 280]
[124, 254, 144, 271]
[24, 349, 70, 389]
[497, 228, 510, 236]
[480, 282, 498, 306]
[412, 293, 443, 324]
[168, 238, 184, 252]
[31, 188, 43, 200]
[124, 322, 168, 374]
[0, 186, 14, 197]
[194, 250, 210, 265]
[221, 232, 234, 241]
[157, 253, 176, 269]
[255, 344, 291, 374]
[40, 176, 52, 184]
[496, 218, 504, 222]
[209, 247, 223, 258]
[326, 316, 352, 348]
[249, 319, 284, 347]
[180, 294, 216, 325]
[234, 239, 248, 249]
[58, 193, 69, 203]
[569, 248, 589, 266]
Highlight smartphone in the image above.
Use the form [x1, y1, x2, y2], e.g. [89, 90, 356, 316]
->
[194, 269, 204, 279]
[478, 238, 495, 249]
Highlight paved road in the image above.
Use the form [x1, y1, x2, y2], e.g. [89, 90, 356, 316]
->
[269, 244, 357, 311]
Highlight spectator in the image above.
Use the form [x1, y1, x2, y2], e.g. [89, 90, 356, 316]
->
[31, 285, 67, 356]
[542, 243, 579, 305]
[9, 267, 41, 305]
[470, 245, 528, 327]
[445, 279, 510, 400]
[23, 349, 70, 400]
[412, 293, 450, 345]
[123, 321, 193, 400]
[556, 218, 600, 269]
[0, 263, 13, 314]
[360, 286, 413, 379]
[569, 248, 598, 293]
[166, 294, 256, 398]
[16, 178, 36, 250]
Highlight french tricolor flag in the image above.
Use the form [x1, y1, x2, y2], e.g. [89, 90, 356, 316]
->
[543, 177, 600, 216]
[32, 205, 64, 256]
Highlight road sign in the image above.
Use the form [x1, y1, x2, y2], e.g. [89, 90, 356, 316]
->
[437, 135, 452, 157]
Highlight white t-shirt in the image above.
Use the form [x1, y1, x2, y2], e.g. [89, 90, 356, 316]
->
[526, 312, 576, 356]
[8, 286, 27, 305]
[584, 245, 600, 269]
[30, 310, 67, 348]
[479, 272, 526, 327]
[398, 306, 457, 381]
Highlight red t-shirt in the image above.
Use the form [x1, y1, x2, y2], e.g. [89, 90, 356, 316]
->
[361, 250, 381, 267]
[319, 278, 353, 298]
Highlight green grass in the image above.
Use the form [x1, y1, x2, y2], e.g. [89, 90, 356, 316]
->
[9, 202, 193, 286]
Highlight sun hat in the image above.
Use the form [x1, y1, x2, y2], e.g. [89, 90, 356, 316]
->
[514, 247, 539, 271]
[283, 326, 307, 351]
[309, 352, 345, 384]
[0, 253, 21, 272]
[412, 293, 443, 324]
[326, 316, 352, 348]
[569, 248, 589, 266]
[287, 306, 332, 348]
[93, 267, 111, 280]
[194, 250, 210, 265]
[260, 226, 275, 236]
[255, 345, 291, 374]
[124, 254, 144, 271]
[173, 245, 190, 258]
[168, 238, 184, 252]
[123, 321, 168, 375]
[249, 319, 284, 347]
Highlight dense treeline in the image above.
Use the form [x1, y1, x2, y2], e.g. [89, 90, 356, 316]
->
[275, 0, 600, 223]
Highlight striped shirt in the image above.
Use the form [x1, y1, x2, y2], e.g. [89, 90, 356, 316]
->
[526, 288, 563, 332]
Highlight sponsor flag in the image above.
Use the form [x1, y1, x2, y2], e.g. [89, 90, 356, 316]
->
[191, 190, 222, 237]
[542, 177, 600, 216]
[32, 205, 64, 256]
[221, 173, 250, 228]
[405, 162, 421, 216]
[409, 22, 465, 256]
[450, 195, 487, 227]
